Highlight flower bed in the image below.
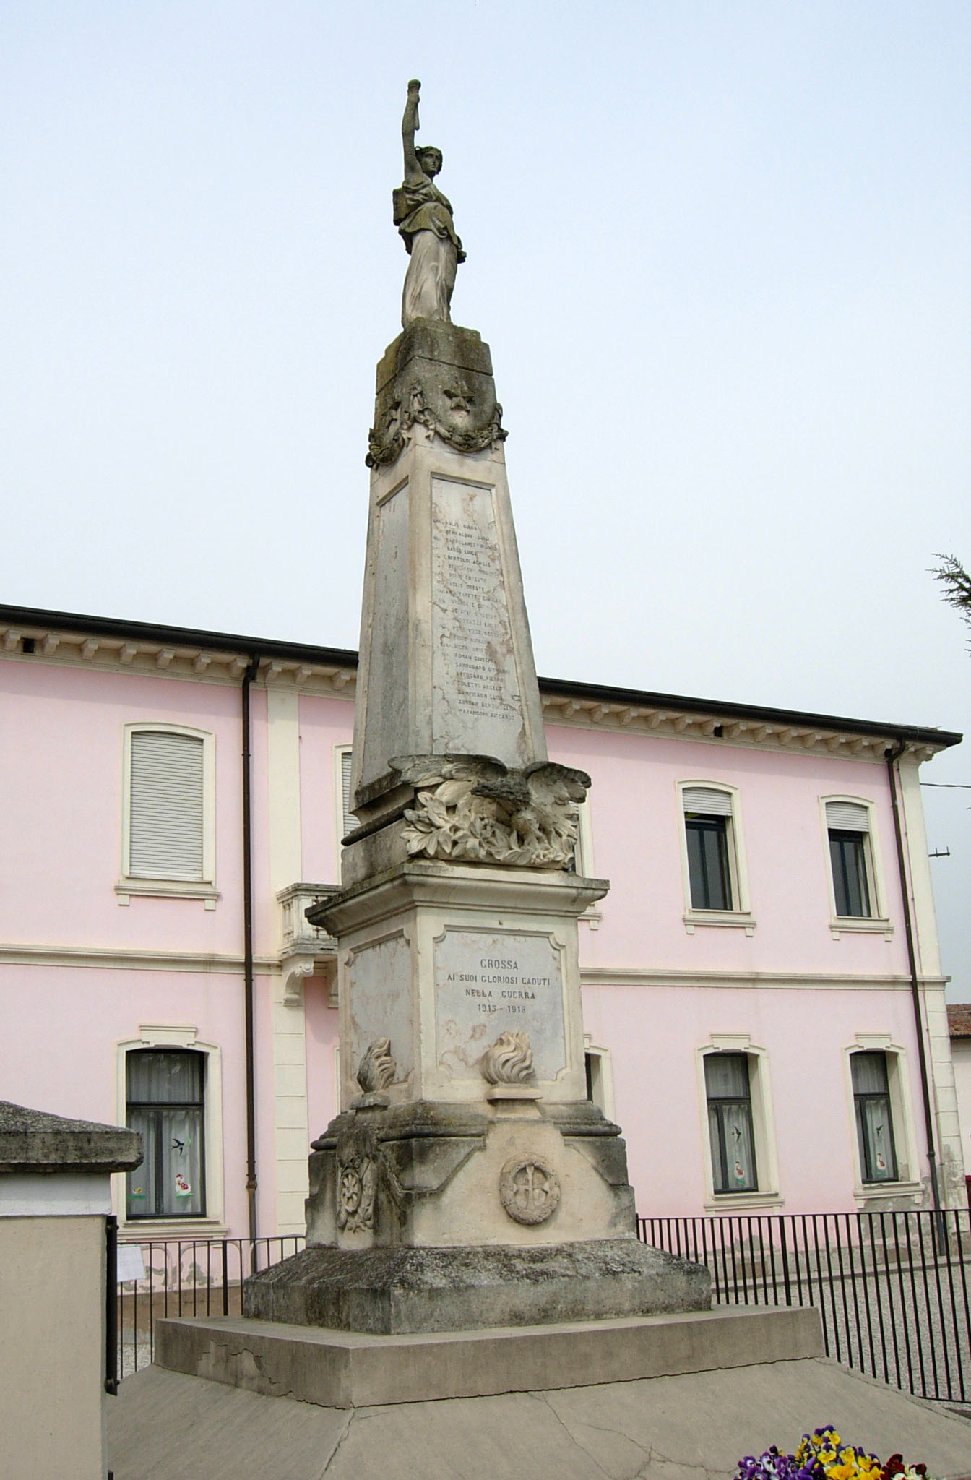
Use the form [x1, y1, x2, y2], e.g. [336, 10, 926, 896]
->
[736, 1426, 939, 1480]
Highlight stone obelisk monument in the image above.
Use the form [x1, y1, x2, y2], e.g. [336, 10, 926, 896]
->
[245, 81, 710, 1333]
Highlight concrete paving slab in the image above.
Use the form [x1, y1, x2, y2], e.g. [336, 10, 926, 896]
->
[108, 1358, 971, 1480]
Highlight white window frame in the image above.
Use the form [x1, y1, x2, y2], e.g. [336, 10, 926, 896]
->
[820, 795, 892, 939]
[583, 1034, 615, 1119]
[114, 1025, 226, 1235]
[697, 1035, 781, 1210]
[335, 745, 358, 866]
[844, 1036, 921, 1202]
[116, 723, 218, 908]
[678, 781, 755, 934]
[572, 795, 594, 876]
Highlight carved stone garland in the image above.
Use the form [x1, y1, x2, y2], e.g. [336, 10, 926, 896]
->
[367, 381, 506, 469]
[402, 759, 589, 869]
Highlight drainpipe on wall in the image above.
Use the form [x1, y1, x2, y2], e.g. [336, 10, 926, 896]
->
[242, 655, 261, 1245]
[885, 739, 942, 1216]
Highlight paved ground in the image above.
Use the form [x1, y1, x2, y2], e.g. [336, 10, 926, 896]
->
[108, 1357, 971, 1480]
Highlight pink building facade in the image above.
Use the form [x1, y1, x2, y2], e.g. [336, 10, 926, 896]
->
[1, 603, 965, 1242]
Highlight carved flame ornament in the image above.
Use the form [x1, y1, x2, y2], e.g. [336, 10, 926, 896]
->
[356, 1038, 397, 1094]
[480, 1031, 534, 1085]
[402, 758, 588, 869]
[499, 1156, 561, 1226]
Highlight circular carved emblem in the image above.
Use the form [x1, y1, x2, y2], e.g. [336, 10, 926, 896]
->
[499, 1156, 561, 1226]
[339, 1166, 364, 1219]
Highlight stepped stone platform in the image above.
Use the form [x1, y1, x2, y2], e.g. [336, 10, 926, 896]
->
[155, 1305, 822, 1408]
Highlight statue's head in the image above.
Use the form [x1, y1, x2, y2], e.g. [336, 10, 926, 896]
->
[417, 146, 443, 178]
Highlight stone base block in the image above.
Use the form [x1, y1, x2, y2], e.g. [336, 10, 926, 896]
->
[154, 1306, 824, 1409]
[241, 1238, 710, 1335]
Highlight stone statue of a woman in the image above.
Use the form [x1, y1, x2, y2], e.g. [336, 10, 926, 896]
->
[394, 79, 465, 328]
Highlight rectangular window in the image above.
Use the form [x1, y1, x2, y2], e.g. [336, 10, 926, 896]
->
[129, 730, 206, 881]
[851, 1051, 898, 1183]
[339, 748, 359, 841]
[126, 1050, 206, 1218]
[826, 801, 874, 919]
[684, 787, 735, 910]
[705, 1053, 757, 1193]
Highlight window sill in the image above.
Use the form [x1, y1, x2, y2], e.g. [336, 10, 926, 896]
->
[684, 910, 756, 936]
[830, 917, 892, 941]
[853, 1180, 922, 1205]
[116, 879, 219, 911]
[703, 1191, 784, 1212]
[119, 1219, 228, 1240]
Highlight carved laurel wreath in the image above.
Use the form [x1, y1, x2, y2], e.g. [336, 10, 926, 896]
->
[401, 761, 584, 869]
[366, 383, 506, 469]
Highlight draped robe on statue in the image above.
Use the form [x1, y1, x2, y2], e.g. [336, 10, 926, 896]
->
[394, 177, 465, 326]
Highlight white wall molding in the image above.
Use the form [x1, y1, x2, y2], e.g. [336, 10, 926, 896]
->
[580, 966, 946, 991]
[0, 943, 280, 974]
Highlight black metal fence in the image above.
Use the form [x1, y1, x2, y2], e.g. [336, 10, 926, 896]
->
[113, 1232, 304, 1377]
[638, 1209, 971, 1405]
[109, 1213, 971, 1405]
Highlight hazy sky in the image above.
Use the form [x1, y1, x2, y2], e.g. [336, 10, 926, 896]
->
[3, 2, 970, 989]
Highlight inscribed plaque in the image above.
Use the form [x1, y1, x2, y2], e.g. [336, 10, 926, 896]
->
[434, 928, 566, 1082]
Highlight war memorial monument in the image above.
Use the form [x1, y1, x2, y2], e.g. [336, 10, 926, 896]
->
[155, 80, 822, 1409]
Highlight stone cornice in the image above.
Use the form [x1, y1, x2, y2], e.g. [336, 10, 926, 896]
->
[0, 606, 957, 760]
[0, 619, 356, 697]
[538, 693, 945, 763]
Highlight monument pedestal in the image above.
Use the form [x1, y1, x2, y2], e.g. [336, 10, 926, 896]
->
[292, 862, 641, 1256]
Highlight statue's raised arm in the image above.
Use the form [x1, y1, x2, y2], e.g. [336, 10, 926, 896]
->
[392, 80, 465, 328]
[401, 79, 423, 184]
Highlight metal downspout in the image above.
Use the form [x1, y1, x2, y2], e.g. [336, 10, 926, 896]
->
[885, 739, 942, 1215]
[242, 655, 261, 1245]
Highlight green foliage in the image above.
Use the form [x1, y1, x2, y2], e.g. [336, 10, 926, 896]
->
[931, 553, 971, 632]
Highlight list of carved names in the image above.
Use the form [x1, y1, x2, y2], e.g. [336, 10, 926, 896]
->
[431, 481, 518, 723]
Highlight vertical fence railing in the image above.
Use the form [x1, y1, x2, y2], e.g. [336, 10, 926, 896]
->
[115, 1234, 304, 1379]
[104, 1214, 119, 1395]
[637, 1209, 971, 1404]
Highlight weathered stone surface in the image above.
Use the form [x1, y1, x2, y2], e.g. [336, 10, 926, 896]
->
[352, 431, 545, 812]
[0, 1100, 142, 1174]
[367, 323, 503, 467]
[242, 1239, 711, 1335]
[307, 865, 602, 1111]
[303, 1097, 639, 1252]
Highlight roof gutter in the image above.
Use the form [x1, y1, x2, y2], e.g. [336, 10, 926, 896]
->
[885, 739, 942, 1216]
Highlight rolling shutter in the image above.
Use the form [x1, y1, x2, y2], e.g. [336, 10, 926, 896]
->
[130, 731, 205, 879]
[826, 800, 868, 832]
[683, 786, 733, 817]
[341, 750, 359, 838]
